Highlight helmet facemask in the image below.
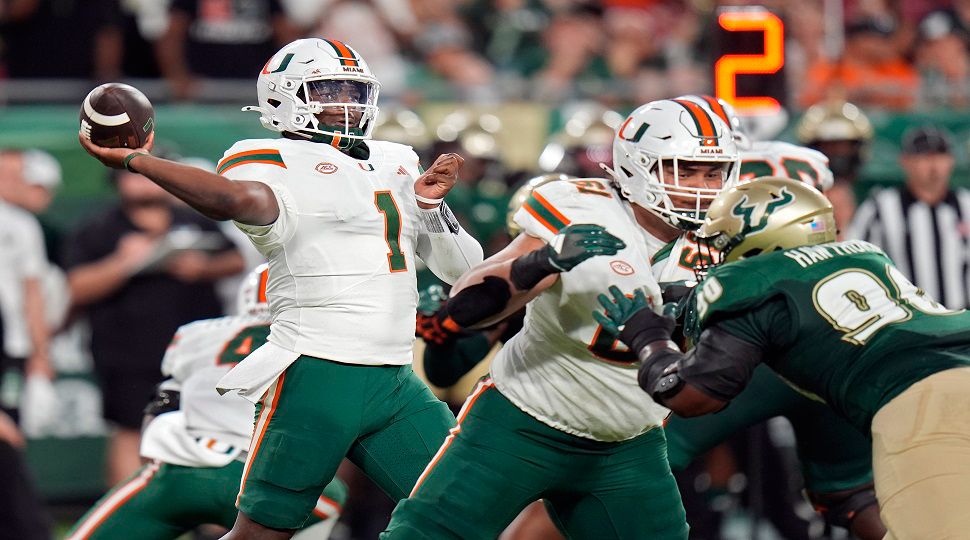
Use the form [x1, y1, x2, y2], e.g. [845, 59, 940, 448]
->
[628, 152, 740, 230]
[292, 77, 379, 147]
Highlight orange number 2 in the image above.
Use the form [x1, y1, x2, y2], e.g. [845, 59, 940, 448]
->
[715, 10, 785, 114]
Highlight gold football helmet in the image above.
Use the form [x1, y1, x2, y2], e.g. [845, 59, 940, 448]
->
[506, 173, 574, 238]
[797, 101, 873, 144]
[697, 177, 836, 263]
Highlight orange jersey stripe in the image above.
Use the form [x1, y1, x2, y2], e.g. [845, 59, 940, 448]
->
[218, 159, 286, 175]
[217, 149, 281, 170]
[312, 495, 342, 519]
[257, 269, 269, 303]
[523, 204, 559, 234]
[531, 192, 571, 227]
[410, 378, 494, 496]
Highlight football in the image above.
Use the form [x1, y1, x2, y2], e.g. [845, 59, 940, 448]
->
[79, 83, 155, 149]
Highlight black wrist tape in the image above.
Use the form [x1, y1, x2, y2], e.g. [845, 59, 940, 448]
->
[509, 247, 559, 290]
[620, 310, 676, 354]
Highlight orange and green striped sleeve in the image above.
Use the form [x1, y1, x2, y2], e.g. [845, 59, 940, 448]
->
[217, 149, 287, 175]
[521, 190, 571, 235]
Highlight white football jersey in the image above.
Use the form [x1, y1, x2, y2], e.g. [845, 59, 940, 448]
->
[491, 179, 670, 442]
[221, 137, 426, 366]
[739, 140, 834, 191]
[650, 233, 710, 285]
[141, 314, 270, 467]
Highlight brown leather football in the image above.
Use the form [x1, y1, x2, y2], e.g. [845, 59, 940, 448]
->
[79, 83, 155, 149]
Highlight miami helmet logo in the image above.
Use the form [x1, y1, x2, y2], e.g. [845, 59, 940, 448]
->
[617, 118, 649, 143]
[731, 187, 795, 234]
[261, 53, 295, 74]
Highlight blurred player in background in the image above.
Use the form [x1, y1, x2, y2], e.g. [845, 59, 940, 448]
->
[797, 100, 874, 234]
[66, 153, 244, 487]
[66, 265, 346, 540]
[0, 149, 58, 416]
[79, 37, 483, 539]
[384, 98, 746, 539]
[599, 177, 970, 540]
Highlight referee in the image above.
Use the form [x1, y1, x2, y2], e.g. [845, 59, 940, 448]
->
[848, 124, 970, 309]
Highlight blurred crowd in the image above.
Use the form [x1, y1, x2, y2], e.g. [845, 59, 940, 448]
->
[3, 0, 970, 108]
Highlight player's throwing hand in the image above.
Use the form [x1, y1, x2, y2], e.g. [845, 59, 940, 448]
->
[78, 131, 155, 170]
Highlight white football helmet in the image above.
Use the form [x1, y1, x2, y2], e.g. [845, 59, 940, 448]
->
[236, 263, 270, 317]
[244, 38, 380, 149]
[611, 99, 741, 229]
[676, 94, 748, 147]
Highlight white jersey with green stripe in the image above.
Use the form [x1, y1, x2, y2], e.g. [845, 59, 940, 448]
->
[739, 140, 834, 191]
[491, 178, 670, 442]
[141, 313, 270, 468]
[218, 137, 426, 367]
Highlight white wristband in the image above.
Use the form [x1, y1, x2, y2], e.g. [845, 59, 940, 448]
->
[415, 194, 444, 206]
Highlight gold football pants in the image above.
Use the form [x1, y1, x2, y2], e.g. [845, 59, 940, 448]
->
[872, 367, 970, 540]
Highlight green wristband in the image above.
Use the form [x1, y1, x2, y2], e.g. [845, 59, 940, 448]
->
[123, 152, 147, 172]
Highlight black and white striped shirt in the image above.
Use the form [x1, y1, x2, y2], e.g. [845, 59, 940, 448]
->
[847, 186, 970, 310]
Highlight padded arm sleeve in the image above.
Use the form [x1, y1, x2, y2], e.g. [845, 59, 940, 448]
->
[415, 203, 484, 285]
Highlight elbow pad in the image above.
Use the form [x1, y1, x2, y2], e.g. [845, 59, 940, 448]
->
[445, 276, 513, 328]
[637, 346, 686, 402]
[676, 326, 763, 402]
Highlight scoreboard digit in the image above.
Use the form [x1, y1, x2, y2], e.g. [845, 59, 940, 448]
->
[714, 9, 785, 115]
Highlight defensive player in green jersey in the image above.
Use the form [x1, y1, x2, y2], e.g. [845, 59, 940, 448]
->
[659, 96, 882, 538]
[597, 177, 970, 540]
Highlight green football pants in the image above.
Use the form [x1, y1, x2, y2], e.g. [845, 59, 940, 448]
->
[664, 365, 873, 494]
[66, 459, 348, 540]
[238, 356, 456, 529]
[382, 378, 688, 540]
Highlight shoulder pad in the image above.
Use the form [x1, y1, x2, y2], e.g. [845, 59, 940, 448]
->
[513, 178, 619, 241]
[374, 141, 421, 176]
[686, 259, 775, 337]
[217, 139, 288, 178]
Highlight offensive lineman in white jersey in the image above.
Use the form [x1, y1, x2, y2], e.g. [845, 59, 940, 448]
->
[66, 265, 347, 540]
[647, 95, 833, 284]
[79, 38, 483, 540]
[382, 99, 741, 539]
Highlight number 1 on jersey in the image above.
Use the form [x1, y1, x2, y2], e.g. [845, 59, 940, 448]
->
[375, 191, 408, 272]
